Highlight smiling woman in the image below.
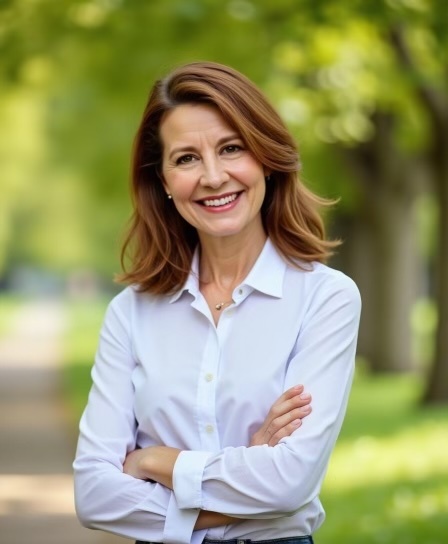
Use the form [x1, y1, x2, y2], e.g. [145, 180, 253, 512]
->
[73, 61, 361, 544]
[118, 61, 338, 296]
[160, 103, 267, 247]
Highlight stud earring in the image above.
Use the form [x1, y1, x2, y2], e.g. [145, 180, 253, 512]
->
[167, 193, 172, 199]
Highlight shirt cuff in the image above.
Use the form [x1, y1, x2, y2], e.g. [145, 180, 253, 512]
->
[173, 450, 211, 509]
[162, 491, 201, 544]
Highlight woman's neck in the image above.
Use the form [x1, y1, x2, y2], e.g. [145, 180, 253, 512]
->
[198, 229, 267, 291]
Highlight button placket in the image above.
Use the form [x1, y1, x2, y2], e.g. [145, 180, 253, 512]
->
[197, 326, 220, 450]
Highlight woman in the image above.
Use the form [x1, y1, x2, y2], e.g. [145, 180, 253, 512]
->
[74, 61, 361, 544]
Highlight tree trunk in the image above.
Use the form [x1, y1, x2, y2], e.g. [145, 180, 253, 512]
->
[340, 180, 423, 373]
[422, 133, 448, 403]
[334, 212, 375, 367]
[368, 185, 422, 372]
[388, 24, 448, 403]
[338, 114, 425, 373]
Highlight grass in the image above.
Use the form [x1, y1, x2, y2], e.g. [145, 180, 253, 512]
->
[62, 296, 109, 424]
[62, 299, 448, 543]
[0, 293, 26, 337]
[317, 373, 448, 544]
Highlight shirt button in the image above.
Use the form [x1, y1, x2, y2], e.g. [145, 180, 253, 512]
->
[205, 424, 214, 434]
[205, 373, 214, 382]
[238, 288, 243, 295]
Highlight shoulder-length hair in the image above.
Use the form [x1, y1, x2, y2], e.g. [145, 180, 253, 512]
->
[118, 61, 340, 294]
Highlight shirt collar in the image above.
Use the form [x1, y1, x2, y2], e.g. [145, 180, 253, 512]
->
[240, 238, 286, 299]
[169, 237, 287, 303]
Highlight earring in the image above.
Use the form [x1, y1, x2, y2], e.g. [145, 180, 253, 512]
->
[167, 193, 172, 199]
[265, 175, 271, 182]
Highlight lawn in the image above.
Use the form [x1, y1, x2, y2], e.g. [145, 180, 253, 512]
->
[63, 298, 448, 544]
[0, 293, 26, 337]
[316, 374, 448, 544]
[62, 296, 109, 424]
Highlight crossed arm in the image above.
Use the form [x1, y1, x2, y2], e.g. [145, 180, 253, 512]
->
[123, 384, 312, 530]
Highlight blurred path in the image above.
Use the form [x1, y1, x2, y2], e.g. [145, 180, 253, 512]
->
[0, 300, 126, 544]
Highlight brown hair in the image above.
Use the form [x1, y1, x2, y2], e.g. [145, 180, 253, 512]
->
[118, 61, 339, 294]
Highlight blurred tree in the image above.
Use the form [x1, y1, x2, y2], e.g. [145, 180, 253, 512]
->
[0, 0, 446, 401]
[0, 0, 273, 276]
[255, 0, 447, 401]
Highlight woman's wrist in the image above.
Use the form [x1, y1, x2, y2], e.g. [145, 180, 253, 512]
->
[137, 451, 156, 480]
[195, 511, 237, 530]
[123, 445, 181, 487]
[140, 446, 181, 489]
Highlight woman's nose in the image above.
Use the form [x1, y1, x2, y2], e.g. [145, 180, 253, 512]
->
[200, 158, 230, 188]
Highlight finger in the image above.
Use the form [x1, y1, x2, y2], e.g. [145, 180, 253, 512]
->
[268, 419, 302, 446]
[269, 392, 312, 420]
[252, 388, 311, 446]
[250, 402, 311, 446]
[266, 405, 312, 437]
[272, 385, 304, 407]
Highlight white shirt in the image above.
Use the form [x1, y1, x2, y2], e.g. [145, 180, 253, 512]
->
[74, 238, 361, 544]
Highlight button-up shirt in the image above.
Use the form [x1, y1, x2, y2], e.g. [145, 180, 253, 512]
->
[74, 238, 361, 544]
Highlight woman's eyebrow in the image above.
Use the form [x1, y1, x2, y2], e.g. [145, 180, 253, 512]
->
[168, 134, 241, 161]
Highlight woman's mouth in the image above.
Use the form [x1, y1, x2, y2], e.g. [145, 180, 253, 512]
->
[196, 192, 242, 210]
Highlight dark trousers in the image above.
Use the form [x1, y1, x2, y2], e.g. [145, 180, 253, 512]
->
[136, 537, 314, 544]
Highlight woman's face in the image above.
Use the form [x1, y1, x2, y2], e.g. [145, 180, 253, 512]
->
[160, 103, 267, 243]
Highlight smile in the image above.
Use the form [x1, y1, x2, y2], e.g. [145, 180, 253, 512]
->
[199, 192, 241, 208]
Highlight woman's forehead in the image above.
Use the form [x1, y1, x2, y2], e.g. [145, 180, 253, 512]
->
[160, 103, 239, 148]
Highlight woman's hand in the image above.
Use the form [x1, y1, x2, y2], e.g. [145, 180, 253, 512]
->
[250, 385, 311, 447]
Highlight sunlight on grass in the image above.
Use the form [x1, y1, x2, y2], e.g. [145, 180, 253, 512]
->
[326, 421, 448, 490]
[317, 373, 448, 544]
[391, 485, 448, 521]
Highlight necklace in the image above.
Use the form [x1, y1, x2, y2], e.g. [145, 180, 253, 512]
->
[215, 300, 233, 311]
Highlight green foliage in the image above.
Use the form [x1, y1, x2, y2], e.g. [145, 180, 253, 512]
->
[0, 0, 445, 276]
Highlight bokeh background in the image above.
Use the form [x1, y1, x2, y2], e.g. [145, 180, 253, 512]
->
[0, 1, 447, 543]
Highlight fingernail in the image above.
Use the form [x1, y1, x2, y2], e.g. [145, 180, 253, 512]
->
[300, 393, 311, 400]
[294, 385, 304, 391]
[292, 419, 301, 426]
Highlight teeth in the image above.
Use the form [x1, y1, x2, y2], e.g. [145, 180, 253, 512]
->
[203, 193, 238, 207]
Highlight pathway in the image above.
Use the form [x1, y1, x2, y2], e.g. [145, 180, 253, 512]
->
[0, 299, 126, 544]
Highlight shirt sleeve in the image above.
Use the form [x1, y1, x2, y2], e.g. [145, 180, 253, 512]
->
[73, 291, 200, 543]
[173, 275, 361, 518]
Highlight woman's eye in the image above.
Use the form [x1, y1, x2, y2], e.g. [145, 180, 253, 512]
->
[177, 154, 196, 165]
[223, 144, 242, 154]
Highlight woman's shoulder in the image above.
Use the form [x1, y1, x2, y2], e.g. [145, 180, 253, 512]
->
[308, 261, 358, 286]
[107, 284, 164, 313]
[286, 259, 361, 305]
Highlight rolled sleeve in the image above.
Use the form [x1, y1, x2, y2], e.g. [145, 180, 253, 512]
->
[162, 492, 202, 544]
[173, 450, 212, 509]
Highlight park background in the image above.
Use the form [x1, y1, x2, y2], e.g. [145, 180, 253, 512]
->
[0, 0, 447, 543]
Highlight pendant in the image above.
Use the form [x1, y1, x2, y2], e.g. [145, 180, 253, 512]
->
[215, 300, 232, 311]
